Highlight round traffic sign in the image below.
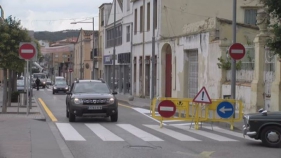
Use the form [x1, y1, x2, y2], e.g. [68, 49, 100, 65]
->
[216, 101, 234, 119]
[229, 43, 245, 60]
[19, 43, 36, 60]
[157, 100, 176, 118]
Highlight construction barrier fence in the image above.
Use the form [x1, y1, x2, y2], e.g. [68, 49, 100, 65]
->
[150, 97, 244, 130]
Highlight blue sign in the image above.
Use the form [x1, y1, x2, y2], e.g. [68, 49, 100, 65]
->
[103, 55, 112, 65]
[216, 101, 234, 119]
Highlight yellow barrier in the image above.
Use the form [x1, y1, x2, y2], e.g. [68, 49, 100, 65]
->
[150, 97, 244, 130]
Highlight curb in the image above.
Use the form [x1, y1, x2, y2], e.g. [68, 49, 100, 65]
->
[33, 97, 46, 121]
[117, 98, 243, 131]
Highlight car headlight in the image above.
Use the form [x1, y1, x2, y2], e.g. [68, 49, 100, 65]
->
[43, 82, 46, 84]
[73, 98, 82, 104]
[65, 87, 69, 89]
[107, 98, 115, 104]
[53, 87, 57, 89]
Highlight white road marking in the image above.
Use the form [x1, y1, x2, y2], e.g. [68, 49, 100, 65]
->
[117, 124, 163, 141]
[144, 125, 201, 141]
[172, 125, 238, 142]
[21, 49, 33, 53]
[132, 108, 167, 125]
[203, 126, 260, 142]
[85, 124, 124, 141]
[56, 123, 85, 141]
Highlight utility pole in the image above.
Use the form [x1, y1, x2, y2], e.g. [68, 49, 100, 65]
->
[112, 0, 116, 92]
[92, 17, 95, 80]
[231, 0, 237, 117]
[151, 0, 156, 100]
[80, 28, 83, 79]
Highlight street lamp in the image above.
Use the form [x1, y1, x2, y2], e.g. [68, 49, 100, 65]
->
[71, 17, 96, 80]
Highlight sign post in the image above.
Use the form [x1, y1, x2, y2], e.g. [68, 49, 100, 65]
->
[191, 87, 212, 130]
[157, 100, 176, 127]
[229, 43, 245, 60]
[216, 101, 234, 119]
[19, 42, 37, 115]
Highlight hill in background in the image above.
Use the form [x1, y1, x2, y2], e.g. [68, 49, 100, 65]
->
[34, 30, 80, 42]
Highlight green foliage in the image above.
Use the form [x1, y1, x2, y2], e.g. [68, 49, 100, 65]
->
[261, 0, 281, 56]
[217, 51, 242, 70]
[0, 15, 32, 72]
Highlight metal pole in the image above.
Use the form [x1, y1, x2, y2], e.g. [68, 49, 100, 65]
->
[24, 65, 27, 106]
[231, 0, 237, 118]
[92, 17, 95, 80]
[142, 0, 145, 97]
[151, 0, 156, 100]
[130, 22, 133, 95]
[112, 0, 116, 92]
[26, 60, 29, 115]
[28, 61, 32, 111]
[80, 28, 83, 79]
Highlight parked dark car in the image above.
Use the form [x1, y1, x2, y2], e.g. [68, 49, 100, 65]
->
[52, 80, 69, 94]
[65, 79, 118, 122]
[243, 109, 281, 148]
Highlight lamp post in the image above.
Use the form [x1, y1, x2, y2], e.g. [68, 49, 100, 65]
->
[71, 17, 96, 79]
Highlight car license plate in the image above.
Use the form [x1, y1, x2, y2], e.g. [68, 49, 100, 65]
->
[88, 106, 102, 110]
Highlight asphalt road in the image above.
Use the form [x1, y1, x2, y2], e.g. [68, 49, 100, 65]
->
[34, 87, 280, 158]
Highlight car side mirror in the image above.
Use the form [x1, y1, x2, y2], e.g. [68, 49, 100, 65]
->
[112, 91, 118, 95]
[261, 110, 267, 116]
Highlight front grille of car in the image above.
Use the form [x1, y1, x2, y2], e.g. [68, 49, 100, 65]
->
[82, 99, 107, 105]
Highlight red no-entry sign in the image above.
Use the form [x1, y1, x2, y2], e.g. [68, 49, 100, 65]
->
[157, 100, 176, 118]
[229, 43, 245, 60]
[19, 42, 37, 60]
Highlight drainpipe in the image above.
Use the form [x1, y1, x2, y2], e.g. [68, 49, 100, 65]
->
[141, 0, 145, 97]
[130, 22, 134, 97]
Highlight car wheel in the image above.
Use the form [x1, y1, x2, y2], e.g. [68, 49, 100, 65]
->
[52, 91, 55, 94]
[110, 112, 118, 122]
[261, 126, 281, 148]
[43, 86, 45, 89]
[69, 110, 75, 122]
[66, 107, 69, 118]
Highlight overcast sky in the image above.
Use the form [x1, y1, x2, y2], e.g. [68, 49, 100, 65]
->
[0, 0, 112, 32]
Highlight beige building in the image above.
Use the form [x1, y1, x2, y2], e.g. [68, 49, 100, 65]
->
[73, 29, 99, 80]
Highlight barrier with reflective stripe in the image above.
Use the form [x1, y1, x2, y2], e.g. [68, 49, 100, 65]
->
[150, 98, 244, 130]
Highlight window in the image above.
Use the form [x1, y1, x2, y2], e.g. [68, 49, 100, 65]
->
[106, 25, 122, 48]
[140, 6, 143, 32]
[127, 0, 130, 11]
[147, 2, 150, 31]
[154, 0, 157, 29]
[126, 25, 130, 42]
[134, 9, 137, 34]
[244, 9, 257, 25]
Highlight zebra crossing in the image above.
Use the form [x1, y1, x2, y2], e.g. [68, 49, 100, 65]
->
[55, 122, 259, 143]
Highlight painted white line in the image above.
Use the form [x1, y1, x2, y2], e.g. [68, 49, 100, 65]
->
[231, 49, 243, 54]
[117, 124, 163, 141]
[172, 125, 238, 142]
[133, 108, 167, 126]
[144, 125, 201, 141]
[203, 126, 260, 142]
[21, 49, 33, 53]
[163, 120, 184, 123]
[56, 123, 85, 141]
[132, 107, 151, 114]
[85, 124, 124, 141]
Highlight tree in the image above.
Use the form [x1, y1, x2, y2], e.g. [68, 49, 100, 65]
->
[261, 0, 281, 56]
[0, 15, 31, 112]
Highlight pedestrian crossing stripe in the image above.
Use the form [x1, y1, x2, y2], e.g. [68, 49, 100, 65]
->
[55, 123, 257, 143]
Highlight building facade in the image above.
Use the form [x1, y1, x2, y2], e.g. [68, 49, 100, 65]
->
[73, 29, 99, 80]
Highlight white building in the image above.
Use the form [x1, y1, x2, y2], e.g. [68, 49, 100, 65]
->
[103, 0, 133, 94]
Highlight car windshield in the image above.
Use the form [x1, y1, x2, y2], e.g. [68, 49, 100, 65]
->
[17, 80, 24, 86]
[56, 81, 67, 85]
[73, 82, 110, 94]
[33, 74, 45, 79]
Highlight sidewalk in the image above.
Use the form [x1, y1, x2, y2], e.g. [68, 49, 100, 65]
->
[116, 93, 244, 131]
[0, 87, 66, 158]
